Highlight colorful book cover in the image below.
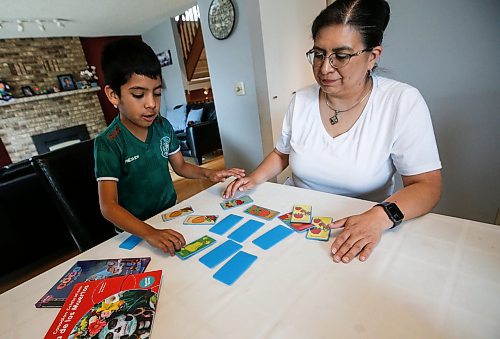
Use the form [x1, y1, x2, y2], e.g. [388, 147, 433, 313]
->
[44, 270, 163, 339]
[36, 257, 151, 308]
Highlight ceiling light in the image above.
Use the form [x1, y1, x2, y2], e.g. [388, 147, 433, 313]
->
[35, 19, 45, 31]
[0, 22, 3, 29]
[16, 20, 23, 32]
[53, 19, 64, 28]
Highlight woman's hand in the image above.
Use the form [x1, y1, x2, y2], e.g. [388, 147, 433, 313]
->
[207, 168, 245, 183]
[328, 206, 392, 263]
[144, 228, 186, 256]
[223, 176, 257, 199]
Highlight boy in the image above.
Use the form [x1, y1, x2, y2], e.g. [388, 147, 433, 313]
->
[95, 38, 244, 256]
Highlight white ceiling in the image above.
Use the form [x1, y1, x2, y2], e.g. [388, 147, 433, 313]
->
[0, 0, 194, 39]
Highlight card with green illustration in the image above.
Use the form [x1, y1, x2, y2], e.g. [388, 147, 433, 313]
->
[176, 235, 216, 260]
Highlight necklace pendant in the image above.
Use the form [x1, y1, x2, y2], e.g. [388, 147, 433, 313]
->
[329, 113, 339, 125]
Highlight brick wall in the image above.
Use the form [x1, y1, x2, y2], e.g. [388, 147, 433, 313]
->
[0, 37, 107, 163]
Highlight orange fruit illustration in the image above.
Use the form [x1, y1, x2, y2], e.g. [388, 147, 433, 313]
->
[170, 210, 182, 217]
[192, 216, 206, 223]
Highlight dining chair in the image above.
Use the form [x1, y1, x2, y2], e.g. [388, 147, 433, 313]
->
[31, 139, 116, 252]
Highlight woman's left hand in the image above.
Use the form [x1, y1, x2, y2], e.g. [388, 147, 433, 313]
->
[207, 168, 245, 182]
[328, 207, 392, 263]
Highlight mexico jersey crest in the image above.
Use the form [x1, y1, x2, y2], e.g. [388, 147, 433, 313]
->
[160, 136, 171, 158]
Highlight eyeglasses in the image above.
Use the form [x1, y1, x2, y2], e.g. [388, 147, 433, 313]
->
[306, 48, 371, 69]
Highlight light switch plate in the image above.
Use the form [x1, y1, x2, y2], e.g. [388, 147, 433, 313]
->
[234, 81, 245, 96]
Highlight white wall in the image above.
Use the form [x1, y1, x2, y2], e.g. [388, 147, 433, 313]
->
[142, 18, 187, 111]
[381, 0, 500, 223]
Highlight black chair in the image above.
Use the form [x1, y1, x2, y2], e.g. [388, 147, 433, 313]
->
[32, 139, 116, 252]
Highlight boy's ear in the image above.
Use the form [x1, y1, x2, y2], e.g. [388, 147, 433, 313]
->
[104, 85, 120, 107]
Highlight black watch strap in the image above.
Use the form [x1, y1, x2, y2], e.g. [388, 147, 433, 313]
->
[375, 202, 404, 229]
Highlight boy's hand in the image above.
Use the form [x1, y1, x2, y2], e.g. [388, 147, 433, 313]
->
[223, 176, 256, 199]
[144, 229, 186, 256]
[208, 167, 245, 182]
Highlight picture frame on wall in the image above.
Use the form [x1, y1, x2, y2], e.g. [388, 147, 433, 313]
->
[57, 74, 76, 91]
[21, 86, 34, 97]
[157, 50, 172, 67]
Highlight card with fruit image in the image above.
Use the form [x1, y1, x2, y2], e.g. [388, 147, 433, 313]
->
[278, 212, 312, 232]
[176, 235, 216, 260]
[243, 204, 280, 221]
[305, 216, 332, 241]
[183, 215, 219, 225]
[161, 206, 194, 221]
[290, 204, 312, 223]
[220, 195, 254, 210]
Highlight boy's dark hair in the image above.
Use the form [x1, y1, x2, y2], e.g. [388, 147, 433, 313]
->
[101, 38, 161, 96]
[312, 0, 390, 49]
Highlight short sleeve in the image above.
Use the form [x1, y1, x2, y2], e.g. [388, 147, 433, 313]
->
[275, 95, 296, 154]
[94, 135, 121, 180]
[391, 88, 442, 175]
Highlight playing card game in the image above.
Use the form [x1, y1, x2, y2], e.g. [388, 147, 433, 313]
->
[183, 215, 219, 225]
[305, 217, 332, 241]
[161, 206, 194, 221]
[243, 204, 280, 220]
[176, 235, 216, 260]
[290, 204, 312, 223]
[278, 212, 313, 232]
[220, 195, 254, 210]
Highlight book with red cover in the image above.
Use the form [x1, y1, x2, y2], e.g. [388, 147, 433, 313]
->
[44, 270, 163, 339]
[36, 257, 151, 308]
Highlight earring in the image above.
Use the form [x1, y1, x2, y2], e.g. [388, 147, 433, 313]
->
[368, 69, 372, 77]
[113, 104, 117, 108]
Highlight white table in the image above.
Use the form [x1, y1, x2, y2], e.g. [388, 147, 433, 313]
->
[1, 182, 499, 338]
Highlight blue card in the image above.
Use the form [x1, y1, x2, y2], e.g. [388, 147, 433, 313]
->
[199, 240, 243, 268]
[209, 214, 244, 235]
[119, 234, 142, 250]
[213, 251, 258, 286]
[227, 219, 264, 243]
[252, 225, 294, 250]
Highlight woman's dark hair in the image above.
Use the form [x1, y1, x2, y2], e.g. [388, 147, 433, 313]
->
[312, 0, 390, 49]
[101, 37, 161, 96]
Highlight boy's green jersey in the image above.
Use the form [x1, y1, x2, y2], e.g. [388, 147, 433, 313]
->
[94, 115, 180, 221]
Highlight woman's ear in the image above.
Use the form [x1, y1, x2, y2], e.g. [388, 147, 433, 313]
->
[368, 45, 383, 70]
[104, 85, 120, 108]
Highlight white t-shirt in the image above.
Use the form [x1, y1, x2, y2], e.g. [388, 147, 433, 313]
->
[275, 76, 442, 202]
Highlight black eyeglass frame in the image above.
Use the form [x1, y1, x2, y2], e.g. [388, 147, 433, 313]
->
[306, 48, 372, 69]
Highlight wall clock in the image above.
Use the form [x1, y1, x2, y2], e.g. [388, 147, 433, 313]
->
[208, 0, 236, 40]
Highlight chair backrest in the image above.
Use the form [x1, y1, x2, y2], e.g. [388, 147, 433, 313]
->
[31, 139, 116, 252]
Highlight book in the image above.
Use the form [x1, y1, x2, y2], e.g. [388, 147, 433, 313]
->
[44, 270, 163, 339]
[36, 257, 151, 308]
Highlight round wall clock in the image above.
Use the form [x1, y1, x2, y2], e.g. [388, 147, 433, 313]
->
[208, 0, 236, 40]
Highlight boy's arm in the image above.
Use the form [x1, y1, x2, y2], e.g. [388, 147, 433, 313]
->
[97, 180, 185, 255]
[168, 151, 245, 182]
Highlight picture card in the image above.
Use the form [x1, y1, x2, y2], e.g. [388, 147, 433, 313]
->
[213, 251, 258, 286]
[176, 235, 216, 260]
[199, 240, 243, 269]
[279, 213, 312, 232]
[220, 195, 254, 210]
[243, 204, 280, 221]
[306, 216, 332, 241]
[161, 206, 194, 221]
[252, 225, 294, 250]
[209, 214, 244, 235]
[183, 215, 219, 225]
[227, 219, 265, 243]
[290, 204, 312, 223]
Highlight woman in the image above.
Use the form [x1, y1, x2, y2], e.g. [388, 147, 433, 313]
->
[224, 0, 442, 263]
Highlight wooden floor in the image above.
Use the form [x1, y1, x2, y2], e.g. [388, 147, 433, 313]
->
[0, 155, 225, 295]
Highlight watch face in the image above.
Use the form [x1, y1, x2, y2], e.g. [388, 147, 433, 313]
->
[208, 0, 235, 40]
[386, 203, 404, 222]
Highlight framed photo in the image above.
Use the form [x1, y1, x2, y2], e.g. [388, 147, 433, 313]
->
[21, 86, 34, 97]
[57, 74, 76, 91]
[157, 50, 172, 67]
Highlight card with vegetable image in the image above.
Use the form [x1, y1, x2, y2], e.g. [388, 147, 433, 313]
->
[278, 212, 312, 232]
[176, 235, 216, 260]
[161, 206, 194, 221]
[220, 195, 254, 210]
[243, 204, 279, 221]
[183, 215, 219, 225]
[290, 204, 312, 223]
[305, 216, 332, 241]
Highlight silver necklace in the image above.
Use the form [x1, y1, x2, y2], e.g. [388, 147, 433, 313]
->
[324, 80, 372, 125]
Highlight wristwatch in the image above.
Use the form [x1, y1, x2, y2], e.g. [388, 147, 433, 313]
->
[375, 202, 404, 229]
